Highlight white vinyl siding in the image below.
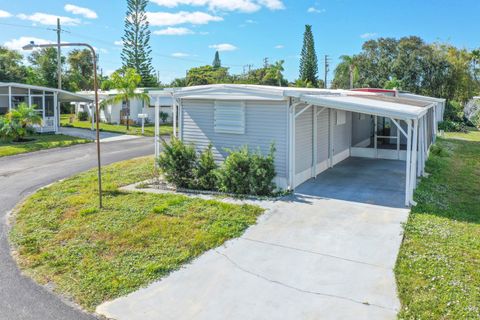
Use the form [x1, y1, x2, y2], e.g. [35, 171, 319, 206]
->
[336, 110, 346, 125]
[316, 109, 329, 163]
[182, 99, 288, 179]
[295, 105, 313, 175]
[333, 110, 352, 157]
[214, 101, 245, 134]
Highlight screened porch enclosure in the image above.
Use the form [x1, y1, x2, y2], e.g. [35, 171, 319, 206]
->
[0, 83, 93, 133]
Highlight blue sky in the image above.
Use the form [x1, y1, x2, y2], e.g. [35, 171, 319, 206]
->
[1, 0, 479, 85]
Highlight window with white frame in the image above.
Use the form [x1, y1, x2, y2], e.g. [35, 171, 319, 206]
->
[336, 110, 346, 125]
[214, 101, 246, 134]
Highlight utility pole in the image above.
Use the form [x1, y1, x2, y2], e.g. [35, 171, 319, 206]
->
[324, 55, 330, 89]
[56, 18, 62, 89]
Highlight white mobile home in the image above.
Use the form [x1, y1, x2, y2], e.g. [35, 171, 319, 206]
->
[0, 82, 93, 133]
[75, 89, 174, 124]
[170, 84, 445, 206]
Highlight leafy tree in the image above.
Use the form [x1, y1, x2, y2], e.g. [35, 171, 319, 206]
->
[170, 77, 188, 87]
[0, 103, 42, 142]
[212, 51, 221, 68]
[65, 49, 94, 92]
[0, 46, 27, 82]
[384, 77, 403, 90]
[121, 0, 156, 87]
[101, 68, 150, 130]
[27, 48, 64, 88]
[186, 65, 230, 86]
[299, 25, 318, 86]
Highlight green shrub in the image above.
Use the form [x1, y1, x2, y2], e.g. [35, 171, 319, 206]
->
[438, 120, 468, 133]
[193, 144, 218, 190]
[218, 144, 276, 196]
[444, 100, 464, 122]
[157, 137, 197, 188]
[78, 111, 89, 121]
[159, 112, 169, 123]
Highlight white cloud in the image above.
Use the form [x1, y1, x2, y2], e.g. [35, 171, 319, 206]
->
[274, 44, 284, 49]
[360, 32, 377, 39]
[153, 27, 194, 35]
[147, 11, 223, 26]
[64, 4, 98, 19]
[0, 10, 12, 18]
[4, 36, 53, 51]
[114, 40, 124, 46]
[150, 0, 284, 12]
[307, 7, 325, 13]
[257, 0, 285, 10]
[17, 12, 81, 26]
[209, 43, 237, 51]
[171, 52, 190, 57]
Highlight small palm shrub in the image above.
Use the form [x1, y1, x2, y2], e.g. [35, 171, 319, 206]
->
[157, 137, 197, 188]
[0, 103, 42, 142]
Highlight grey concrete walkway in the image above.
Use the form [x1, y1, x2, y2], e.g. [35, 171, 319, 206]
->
[97, 158, 409, 320]
[58, 127, 140, 142]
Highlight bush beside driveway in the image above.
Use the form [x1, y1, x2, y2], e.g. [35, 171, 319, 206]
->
[9, 157, 263, 311]
[395, 130, 480, 319]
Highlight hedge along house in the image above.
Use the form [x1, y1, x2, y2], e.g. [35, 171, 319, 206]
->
[168, 84, 444, 207]
[0, 82, 93, 133]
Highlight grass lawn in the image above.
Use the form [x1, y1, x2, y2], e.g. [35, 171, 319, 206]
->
[9, 157, 263, 311]
[395, 129, 480, 319]
[60, 114, 173, 136]
[0, 134, 90, 158]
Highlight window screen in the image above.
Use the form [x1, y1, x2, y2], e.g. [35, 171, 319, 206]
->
[214, 101, 245, 134]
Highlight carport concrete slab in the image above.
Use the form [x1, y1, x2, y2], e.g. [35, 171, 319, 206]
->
[298, 157, 406, 208]
[96, 158, 409, 320]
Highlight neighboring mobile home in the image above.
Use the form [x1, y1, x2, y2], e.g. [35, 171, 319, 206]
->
[0, 82, 93, 133]
[75, 89, 174, 124]
[170, 84, 445, 206]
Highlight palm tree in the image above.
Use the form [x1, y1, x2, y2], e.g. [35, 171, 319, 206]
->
[333, 55, 359, 89]
[101, 68, 150, 130]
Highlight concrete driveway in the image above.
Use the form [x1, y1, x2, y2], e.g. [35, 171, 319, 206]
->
[58, 127, 140, 142]
[97, 158, 409, 320]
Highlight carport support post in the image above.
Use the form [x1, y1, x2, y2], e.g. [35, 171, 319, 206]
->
[312, 105, 318, 178]
[288, 101, 296, 189]
[405, 119, 412, 206]
[410, 119, 419, 204]
[172, 95, 177, 138]
[154, 98, 160, 167]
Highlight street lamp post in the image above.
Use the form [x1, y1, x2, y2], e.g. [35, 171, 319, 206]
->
[23, 41, 103, 208]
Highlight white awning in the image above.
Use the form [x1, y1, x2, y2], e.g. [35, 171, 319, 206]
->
[298, 94, 433, 120]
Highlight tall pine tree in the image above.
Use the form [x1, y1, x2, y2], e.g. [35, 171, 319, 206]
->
[212, 51, 221, 68]
[299, 25, 318, 86]
[121, 0, 156, 87]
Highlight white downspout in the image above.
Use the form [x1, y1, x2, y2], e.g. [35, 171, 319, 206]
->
[405, 119, 412, 207]
[289, 101, 296, 189]
[374, 115, 378, 159]
[53, 92, 58, 133]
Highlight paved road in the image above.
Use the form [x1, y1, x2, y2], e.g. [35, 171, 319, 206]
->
[0, 137, 154, 320]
